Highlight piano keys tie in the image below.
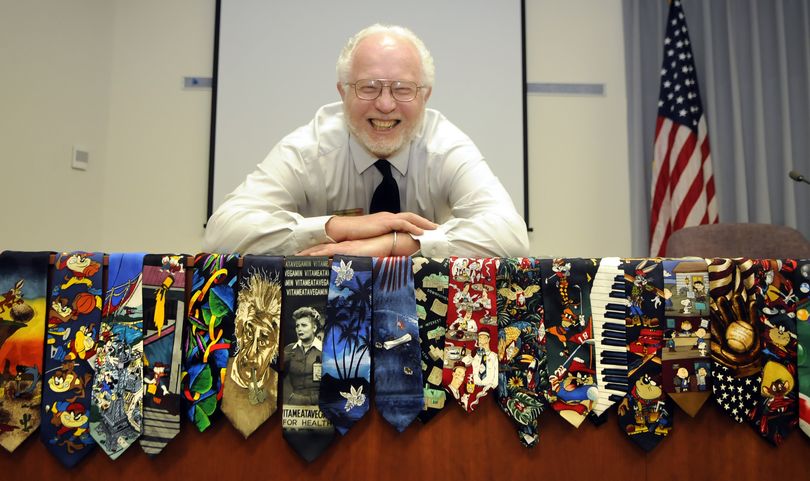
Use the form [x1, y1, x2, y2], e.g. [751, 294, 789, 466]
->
[372, 255, 423, 431]
[748, 259, 799, 446]
[661, 258, 712, 417]
[442, 257, 499, 413]
[708, 258, 763, 425]
[540, 258, 599, 428]
[0, 251, 50, 453]
[41, 252, 103, 467]
[590, 257, 629, 420]
[319, 255, 372, 435]
[182, 253, 239, 432]
[413, 257, 450, 424]
[495, 257, 548, 447]
[89, 252, 145, 459]
[221, 255, 284, 438]
[140, 254, 186, 456]
[618, 259, 673, 452]
[280, 256, 335, 462]
[796, 259, 810, 438]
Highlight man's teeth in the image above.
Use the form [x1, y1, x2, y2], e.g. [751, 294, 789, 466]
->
[371, 119, 397, 129]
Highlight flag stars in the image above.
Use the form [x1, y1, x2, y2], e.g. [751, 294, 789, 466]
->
[676, 96, 684, 104]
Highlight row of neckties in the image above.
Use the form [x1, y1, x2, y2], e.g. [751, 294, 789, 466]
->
[0, 252, 808, 466]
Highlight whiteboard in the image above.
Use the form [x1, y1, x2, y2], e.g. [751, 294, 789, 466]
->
[212, 0, 526, 219]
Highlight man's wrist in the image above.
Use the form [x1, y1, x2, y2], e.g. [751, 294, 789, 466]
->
[391, 231, 420, 256]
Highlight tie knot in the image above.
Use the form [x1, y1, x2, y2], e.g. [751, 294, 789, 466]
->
[374, 159, 393, 178]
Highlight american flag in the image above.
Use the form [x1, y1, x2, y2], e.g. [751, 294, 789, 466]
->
[649, 0, 718, 257]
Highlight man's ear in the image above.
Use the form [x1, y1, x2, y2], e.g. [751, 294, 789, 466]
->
[423, 86, 432, 102]
[337, 82, 346, 100]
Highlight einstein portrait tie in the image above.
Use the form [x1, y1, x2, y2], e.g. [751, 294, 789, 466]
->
[222, 255, 284, 438]
[182, 253, 239, 432]
[140, 254, 186, 456]
[443, 257, 499, 413]
[280, 256, 335, 462]
[0, 251, 50, 453]
[372, 256, 423, 431]
[413, 257, 450, 424]
[796, 259, 810, 438]
[41, 251, 103, 467]
[495, 257, 548, 447]
[89, 252, 145, 459]
[369, 159, 400, 214]
[319, 255, 372, 436]
[618, 259, 673, 452]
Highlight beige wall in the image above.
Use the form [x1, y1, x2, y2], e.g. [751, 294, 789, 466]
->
[1, 0, 631, 257]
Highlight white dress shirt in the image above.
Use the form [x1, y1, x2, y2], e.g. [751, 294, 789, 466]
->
[204, 102, 529, 257]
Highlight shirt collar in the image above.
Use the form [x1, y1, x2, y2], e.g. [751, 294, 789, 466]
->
[294, 337, 323, 352]
[349, 134, 410, 176]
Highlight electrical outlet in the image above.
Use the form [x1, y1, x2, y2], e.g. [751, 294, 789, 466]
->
[72, 146, 89, 171]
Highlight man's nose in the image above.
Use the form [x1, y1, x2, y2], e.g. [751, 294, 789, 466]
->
[374, 86, 397, 113]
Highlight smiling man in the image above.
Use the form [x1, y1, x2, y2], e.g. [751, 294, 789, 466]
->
[204, 24, 529, 258]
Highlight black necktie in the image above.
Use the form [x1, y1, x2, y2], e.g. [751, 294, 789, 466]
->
[369, 159, 400, 214]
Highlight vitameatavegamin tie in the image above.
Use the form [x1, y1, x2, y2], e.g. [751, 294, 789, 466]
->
[41, 252, 103, 467]
[319, 255, 372, 435]
[748, 259, 799, 446]
[222, 255, 284, 438]
[0, 251, 50, 453]
[588, 257, 629, 421]
[372, 256, 423, 431]
[182, 253, 239, 432]
[413, 257, 449, 424]
[280, 256, 334, 462]
[369, 159, 400, 214]
[89, 252, 145, 459]
[708, 258, 763, 426]
[796, 259, 810, 438]
[495, 257, 549, 447]
[539, 258, 599, 427]
[661, 258, 711, 417]
[140, 254, 186, 456]
[443, 257, 499, 412]
[618, 259, 673, 451]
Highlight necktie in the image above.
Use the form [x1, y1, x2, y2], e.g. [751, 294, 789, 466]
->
[319, 255, 372, 435]
[369, 159, 400, 214]
[222, 255, 284, 438]
[182, 253, 239, 432]
[661, 258, 712, 417]
[372, 256, 423, 431]
[708, 258, 763, 425]
[495, 257, 549, 447]
[89, 252, 145, 459]
[618, 259, 673, 451]
[140, 254, 186, 456]
[796, 259, 810, 438]
[443, 257, 498, 412]
[41, 251, 103, 467]
[748, 259, 799, 445]
[413, 257, 450, 424]
[0, 251, 50, 453]
[539, 258, 599, 427]
[281, 256, 335, 462]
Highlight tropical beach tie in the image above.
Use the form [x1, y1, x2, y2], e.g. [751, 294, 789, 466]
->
[140, 254, 186, 456]
[182, 253, 239, 432]
[89, 252, 145, 459]
[319, 255, 372, 435]
[372, 256, 423, 431]
[0, 251, 50, 453]
[413, 257, 449, 424]
[41, 251, 103, 467]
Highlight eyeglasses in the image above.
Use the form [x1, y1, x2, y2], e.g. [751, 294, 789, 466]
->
[346, 79, 426, 102]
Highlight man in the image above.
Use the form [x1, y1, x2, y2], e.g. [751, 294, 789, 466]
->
[204, 24, 529, 258]
[464, 331, 498, 390]
[282, 307, 323, 405]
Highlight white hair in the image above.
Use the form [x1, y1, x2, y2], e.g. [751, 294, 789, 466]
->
[336, 24, 435, 87]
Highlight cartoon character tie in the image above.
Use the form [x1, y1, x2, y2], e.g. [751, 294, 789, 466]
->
[495, 257, 549, 447]
[89, 252, 145, 459]
[796, 259, 810, 438]
[372, 256, 423, 431]
[40, 251, 103, 467]
[181, 253, 239, 432]
[140, 254, 186, 456]
[617, 259, 673, 452]
[442, 257, 499, 413]
[318, 255, 372, 435]
[413, 257, 450, 424]
[0, 251, 50, 453]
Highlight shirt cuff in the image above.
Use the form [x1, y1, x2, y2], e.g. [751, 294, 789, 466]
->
[413, 228, 449, 258]
[292, 215, 335, 249]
